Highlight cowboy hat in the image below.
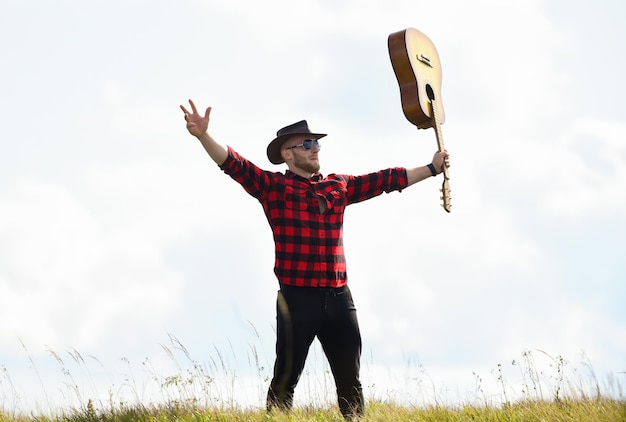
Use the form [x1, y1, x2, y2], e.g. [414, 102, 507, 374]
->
[266, 120, 326, 164]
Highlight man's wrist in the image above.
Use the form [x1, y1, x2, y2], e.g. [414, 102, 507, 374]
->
[427, 163, 437, 177]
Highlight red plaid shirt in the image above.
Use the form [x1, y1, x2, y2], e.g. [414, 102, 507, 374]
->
[220, 147, 408, 287]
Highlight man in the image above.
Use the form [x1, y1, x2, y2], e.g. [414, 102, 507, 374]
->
[179, 99, 449, 419]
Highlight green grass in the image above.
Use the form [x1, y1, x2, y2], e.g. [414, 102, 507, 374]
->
[1, 398, 625, 421]
[1, 337, 624, 421]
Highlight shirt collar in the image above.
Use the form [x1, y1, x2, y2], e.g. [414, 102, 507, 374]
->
[285, 170, 324, 182]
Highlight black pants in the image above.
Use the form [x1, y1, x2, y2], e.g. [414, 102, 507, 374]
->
[267, 284, 364, 419]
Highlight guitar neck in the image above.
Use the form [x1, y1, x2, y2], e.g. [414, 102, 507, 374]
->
[429, 97, 451, 212]
[430, 97, 449, 179]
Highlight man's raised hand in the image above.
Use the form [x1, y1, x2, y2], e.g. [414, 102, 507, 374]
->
[180, 99, 211, 138]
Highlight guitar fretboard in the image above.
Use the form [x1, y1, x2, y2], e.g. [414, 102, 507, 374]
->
[430, 97, 451, 212]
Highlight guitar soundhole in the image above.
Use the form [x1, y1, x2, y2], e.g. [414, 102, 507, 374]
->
[426, 84, 435, 101]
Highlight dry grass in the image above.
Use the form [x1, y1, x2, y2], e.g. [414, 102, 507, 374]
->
[2, 398, 624, 421]
[1, 336, 624, 421]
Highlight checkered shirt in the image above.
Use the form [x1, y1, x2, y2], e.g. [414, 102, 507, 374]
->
[219, 146, 408, 287]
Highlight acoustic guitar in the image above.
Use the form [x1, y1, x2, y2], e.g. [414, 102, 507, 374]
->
[388, 27, 451, 212]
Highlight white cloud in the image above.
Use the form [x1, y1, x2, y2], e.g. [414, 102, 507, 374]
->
[544, 117, 626, 218]
[0, 178, 183, 355]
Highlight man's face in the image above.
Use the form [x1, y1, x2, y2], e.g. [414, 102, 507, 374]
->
[282, 135, 321, 174]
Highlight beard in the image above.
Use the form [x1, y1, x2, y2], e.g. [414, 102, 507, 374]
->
[293, 153, 320, 174]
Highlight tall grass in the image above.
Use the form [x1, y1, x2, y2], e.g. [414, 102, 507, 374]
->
[0, 335, 624, 421]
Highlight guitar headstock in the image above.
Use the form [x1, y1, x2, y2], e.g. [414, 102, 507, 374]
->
[440, 179, 451, 213]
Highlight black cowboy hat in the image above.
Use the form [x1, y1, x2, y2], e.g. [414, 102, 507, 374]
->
[266, 120, 326, 164]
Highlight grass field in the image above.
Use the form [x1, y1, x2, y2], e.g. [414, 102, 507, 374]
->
[1, 337, 624, 421]
[1, 397, 625, 421]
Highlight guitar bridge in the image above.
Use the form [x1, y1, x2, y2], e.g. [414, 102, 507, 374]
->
[417, 54, 432, 67]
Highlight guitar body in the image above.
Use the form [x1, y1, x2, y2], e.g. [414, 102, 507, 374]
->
[388, 28, 451, 212]
[388, 28, 445, 129]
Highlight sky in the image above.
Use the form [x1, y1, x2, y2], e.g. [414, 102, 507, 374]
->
[1, 0, 625, 414]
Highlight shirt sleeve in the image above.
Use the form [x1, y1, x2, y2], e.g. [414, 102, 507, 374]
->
[342, 167, 408, 205]
[219, 146, 273, 201]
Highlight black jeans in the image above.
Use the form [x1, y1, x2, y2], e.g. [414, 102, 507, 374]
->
[267, 284, 364, 419]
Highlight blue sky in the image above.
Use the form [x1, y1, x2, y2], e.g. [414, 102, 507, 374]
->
[1, 0, 625, 413]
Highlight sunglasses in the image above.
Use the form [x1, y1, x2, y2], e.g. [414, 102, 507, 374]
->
[285, 139, 321, 151]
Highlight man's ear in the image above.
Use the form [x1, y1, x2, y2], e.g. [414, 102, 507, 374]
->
[280, 148, 291, 163]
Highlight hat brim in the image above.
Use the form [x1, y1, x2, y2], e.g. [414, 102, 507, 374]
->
[266, 132, 327, 165]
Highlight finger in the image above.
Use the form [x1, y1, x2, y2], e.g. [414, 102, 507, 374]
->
[189, 99, 198, 115]
[204, 106, 212, 120]
[180, 104, 190, 115]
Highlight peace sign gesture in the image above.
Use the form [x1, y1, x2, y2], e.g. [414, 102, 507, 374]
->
[180, 99, 211, 138]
